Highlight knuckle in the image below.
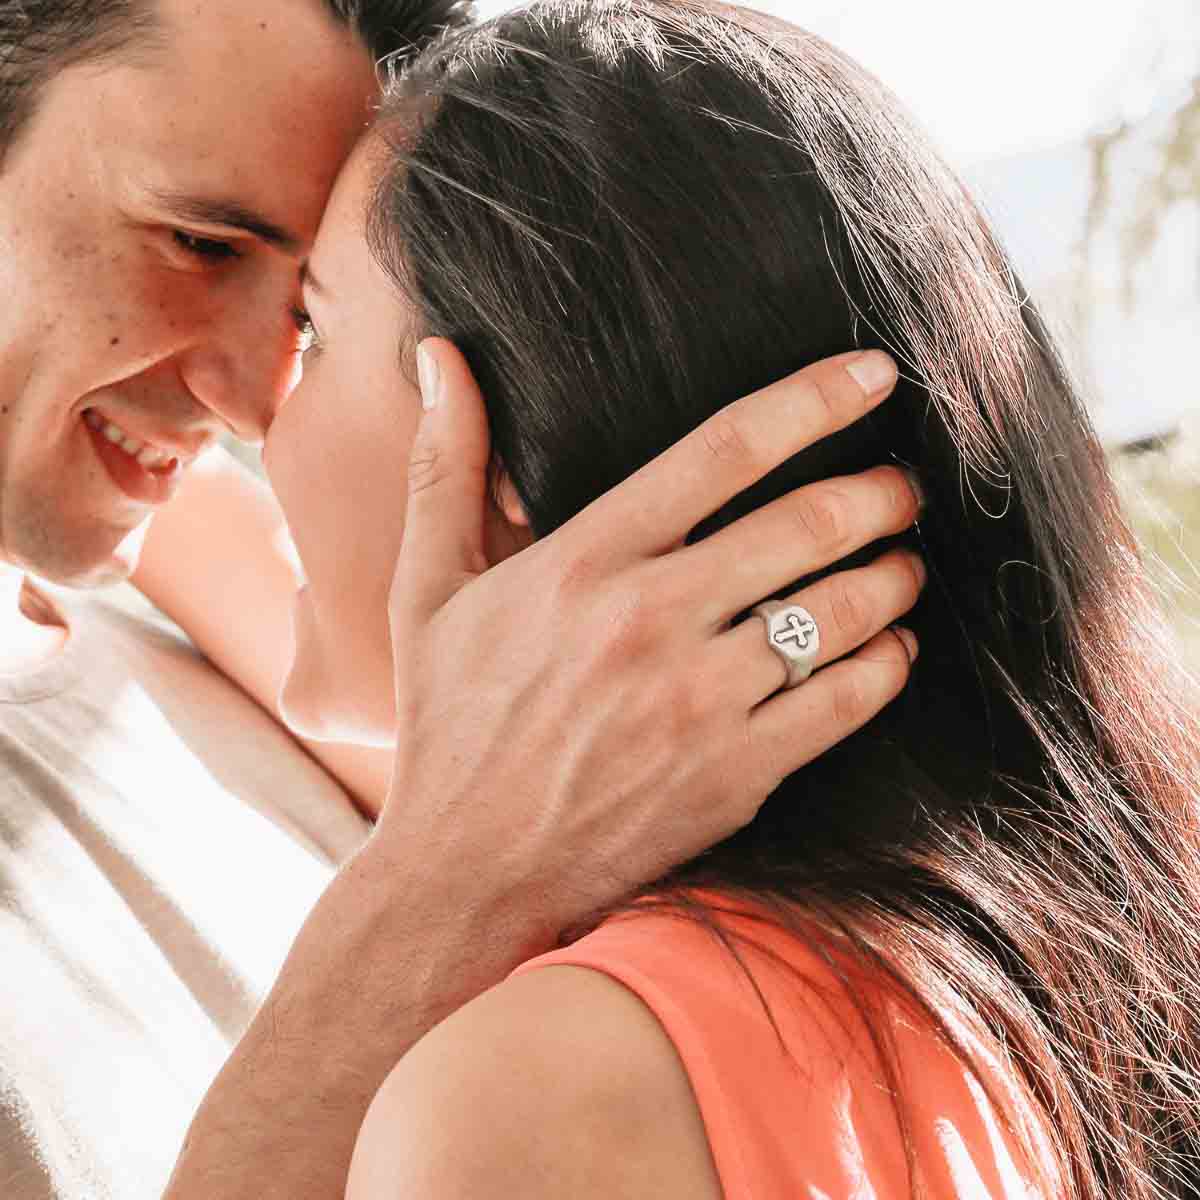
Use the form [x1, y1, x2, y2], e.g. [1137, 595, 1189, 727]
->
[729, 791, 762, 837]
[887, 548, 927, 601]
[831, 673, 867, 728]
[798, 371, 857, 431]
[878, 630, 915, 678]
[546, 540, 616, 608]
[903, 551, 928, 597]
[662, 678, 707, 743]
[792, 490, 846, 550]
[744, 724, 785, 806]
[701, 412, 756, 465]
[597, 584, 656, 663]
[407, 440, 451, 498]
[856, 634, 912, 696]
[828, 577, 867, 639]
[551, 546, 597, 599]
[806, 374, 840, 426]
[887, 468, 920, 524]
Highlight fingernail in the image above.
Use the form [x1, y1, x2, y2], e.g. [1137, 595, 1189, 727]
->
[902, 468, 927, 513]
[846, 350, 896, 396]
[416, 342, 441, 411]
[892, 625, 919, 663]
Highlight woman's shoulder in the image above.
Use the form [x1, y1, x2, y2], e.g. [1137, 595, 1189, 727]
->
[508, 891, 1055, 1200]
[346, 950, 724, 1199]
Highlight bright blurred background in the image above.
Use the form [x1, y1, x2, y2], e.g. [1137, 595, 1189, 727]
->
[473, 0, 1200, 659]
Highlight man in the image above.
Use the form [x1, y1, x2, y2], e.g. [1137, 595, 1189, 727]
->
[0, 3, 448, 1195]
[0, 2, 919, 1197]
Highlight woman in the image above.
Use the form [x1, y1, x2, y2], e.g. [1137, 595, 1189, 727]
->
[162, 0, 1200, 1194]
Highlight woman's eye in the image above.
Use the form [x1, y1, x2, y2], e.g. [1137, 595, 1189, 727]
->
[173, 231, 240, 262]
[291, 307, 319, 355]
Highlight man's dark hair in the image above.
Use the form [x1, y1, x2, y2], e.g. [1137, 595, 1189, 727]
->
[324, 0, 472, 63]
[0, 0, 472, 162]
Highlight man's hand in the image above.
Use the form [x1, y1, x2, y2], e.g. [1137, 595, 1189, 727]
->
[163, 344, 923, 1199]
[376, 339, 923, 965]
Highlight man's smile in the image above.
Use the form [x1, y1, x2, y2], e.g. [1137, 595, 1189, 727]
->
[81, 407, 203, 506]
[83, 408, 183, 471]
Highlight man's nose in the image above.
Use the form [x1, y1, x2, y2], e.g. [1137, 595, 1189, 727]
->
[176, 308, 298, 444]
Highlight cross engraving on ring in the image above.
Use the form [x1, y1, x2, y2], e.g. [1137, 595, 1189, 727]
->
[773, 612, 817, 651]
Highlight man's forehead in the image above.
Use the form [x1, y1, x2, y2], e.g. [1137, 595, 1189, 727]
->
[153, 0, 347, 52]
[106, 0, 377, 248]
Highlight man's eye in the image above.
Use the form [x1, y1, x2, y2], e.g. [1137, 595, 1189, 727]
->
[173, 231, 240, 261]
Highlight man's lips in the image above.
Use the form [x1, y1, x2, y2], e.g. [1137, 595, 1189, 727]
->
[82, 410, 194, 506]
[82, 407, 213, 468]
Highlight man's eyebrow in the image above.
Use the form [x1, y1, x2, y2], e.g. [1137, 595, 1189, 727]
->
[150, 189, 301, 254]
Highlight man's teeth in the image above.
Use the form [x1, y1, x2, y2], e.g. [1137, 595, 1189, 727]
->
[84, 410, 173, 470]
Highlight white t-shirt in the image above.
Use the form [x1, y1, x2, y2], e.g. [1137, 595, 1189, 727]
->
[0, 583, 371, 1199]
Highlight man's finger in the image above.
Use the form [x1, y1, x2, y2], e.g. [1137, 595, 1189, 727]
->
[393, 338, 493, 620]
[688, 465, 923, 628]
[714, 549, 925, 706]
[564, 350, 898, 563]
[747, 625, 915, 783]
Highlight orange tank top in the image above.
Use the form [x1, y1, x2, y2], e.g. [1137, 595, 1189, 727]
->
[512, 893, 1056, 1199]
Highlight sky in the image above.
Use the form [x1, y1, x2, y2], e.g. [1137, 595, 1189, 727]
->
[472, 0, 1200, 164]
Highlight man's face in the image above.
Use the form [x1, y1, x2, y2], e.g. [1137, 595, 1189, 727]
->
[0, 0, 377, 585]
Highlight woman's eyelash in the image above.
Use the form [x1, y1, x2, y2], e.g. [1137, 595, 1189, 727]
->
[291, 307, 319, 353]
[173, 231, 240, 261]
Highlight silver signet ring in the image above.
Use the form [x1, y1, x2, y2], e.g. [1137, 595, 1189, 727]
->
[752, 601, 821, 689]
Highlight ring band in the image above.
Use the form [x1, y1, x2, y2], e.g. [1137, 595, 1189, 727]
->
[752, 601, 821, 689]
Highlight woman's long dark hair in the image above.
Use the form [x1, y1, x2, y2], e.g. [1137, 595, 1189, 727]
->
[368, 2, 1200, 1194]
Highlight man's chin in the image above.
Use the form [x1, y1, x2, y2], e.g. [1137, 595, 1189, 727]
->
[15, 520, 149, 590]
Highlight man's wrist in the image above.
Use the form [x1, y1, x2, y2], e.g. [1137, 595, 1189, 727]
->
[163, 838, 544, 1198]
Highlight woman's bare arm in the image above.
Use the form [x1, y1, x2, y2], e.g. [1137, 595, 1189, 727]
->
[131, 445, 391, 817]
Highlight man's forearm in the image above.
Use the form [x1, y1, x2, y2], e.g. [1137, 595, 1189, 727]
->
[163, 841, 534, 1200]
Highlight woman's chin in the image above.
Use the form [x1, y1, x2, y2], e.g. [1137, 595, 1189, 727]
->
[281, 594, 397, 747]
[277, 670, 336, 743]
[278, 662, 396, 749]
